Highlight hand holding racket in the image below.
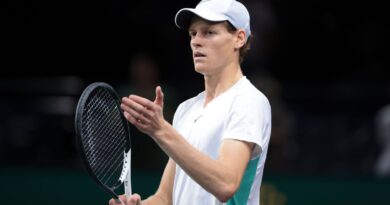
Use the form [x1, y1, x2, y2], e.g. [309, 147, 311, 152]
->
[75, 82, 132, 204]
[109, 193, 142, 205]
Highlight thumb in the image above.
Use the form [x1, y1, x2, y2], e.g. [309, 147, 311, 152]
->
[154, 86, 164, 107]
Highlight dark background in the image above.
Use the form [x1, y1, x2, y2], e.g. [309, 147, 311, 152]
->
[1, 0, 389, 204]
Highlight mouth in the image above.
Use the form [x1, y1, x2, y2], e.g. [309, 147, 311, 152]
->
[193, 51, 206, 59]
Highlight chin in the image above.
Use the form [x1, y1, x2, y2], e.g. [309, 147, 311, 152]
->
[194, 63, 207, 74]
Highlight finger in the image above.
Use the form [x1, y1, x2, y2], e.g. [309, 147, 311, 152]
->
[124, 111, 151, 132]
[122, 98, 154, 119]
[129, 95, 155, 110]
[123, 111, 151, 129]
[122, 97, 145, 112]
[127, 193, 142, 205]
[118, 195, 128, 204]
[123, 111, 136, 124]
[122, 105, 151, 124]
[121, 103, 138, 124]
[108, 197, 124, 205]
[154, 86, 164, 107]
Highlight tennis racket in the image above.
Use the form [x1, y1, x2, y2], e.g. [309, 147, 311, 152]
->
[75, 82, 132, 203]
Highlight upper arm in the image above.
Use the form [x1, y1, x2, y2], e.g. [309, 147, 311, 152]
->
[217, 139, 254, 187]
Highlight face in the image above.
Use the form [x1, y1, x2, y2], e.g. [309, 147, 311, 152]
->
[188, 17, 241, 76]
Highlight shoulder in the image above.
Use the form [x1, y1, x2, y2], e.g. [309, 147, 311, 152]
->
[233, 78, 271, 110]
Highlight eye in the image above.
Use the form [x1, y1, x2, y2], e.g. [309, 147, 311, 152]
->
[189, 31, 196, 38]
[206, 30, 215, 36]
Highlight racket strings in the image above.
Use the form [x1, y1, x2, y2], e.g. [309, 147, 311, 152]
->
[84, 113, 124, 164]
[85, 111, 125, 185]
[99, 152, 126, 185]
[81, 88, 128, 187]
[87, 134, 123, 175]
[86, 132, 123, 168]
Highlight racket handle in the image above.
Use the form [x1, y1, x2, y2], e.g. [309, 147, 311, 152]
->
[115, 198, 124, 204]
[124, 149, 132, 197]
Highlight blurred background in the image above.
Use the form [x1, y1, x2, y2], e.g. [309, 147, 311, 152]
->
[1, 0, 389, 204]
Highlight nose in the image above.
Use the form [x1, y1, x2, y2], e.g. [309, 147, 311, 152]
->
[191, 33, 202, 48]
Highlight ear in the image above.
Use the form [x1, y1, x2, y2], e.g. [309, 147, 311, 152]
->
[234, 29, 246, 50]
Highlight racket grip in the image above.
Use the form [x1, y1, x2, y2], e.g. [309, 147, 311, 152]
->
[124, 149, 132, 197]
[114, 198, 123, 204]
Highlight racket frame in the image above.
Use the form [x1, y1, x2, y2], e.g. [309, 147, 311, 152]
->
[75, 82, 132, 200]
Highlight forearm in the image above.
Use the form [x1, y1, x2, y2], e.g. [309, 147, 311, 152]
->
[142, 158, 175, 205]
[142, 193, 169, 205]
[153, 123, 243, 201]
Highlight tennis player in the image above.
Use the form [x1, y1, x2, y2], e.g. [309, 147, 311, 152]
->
[111, 0, 272, 204]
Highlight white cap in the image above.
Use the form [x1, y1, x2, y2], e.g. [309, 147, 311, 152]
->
[175, 0, 251, 40]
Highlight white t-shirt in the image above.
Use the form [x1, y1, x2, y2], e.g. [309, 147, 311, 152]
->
[172, 76, 272, 205]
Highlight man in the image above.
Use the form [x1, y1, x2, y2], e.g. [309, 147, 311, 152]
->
[111, 0, 272, 204]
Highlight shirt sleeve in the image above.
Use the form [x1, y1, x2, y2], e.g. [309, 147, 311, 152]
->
[221, 94, 271, 159]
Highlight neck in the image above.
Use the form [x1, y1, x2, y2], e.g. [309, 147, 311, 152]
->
[203, 65, 243, 107]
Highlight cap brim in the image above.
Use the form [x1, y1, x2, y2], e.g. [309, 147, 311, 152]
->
[175, 8, 228, 29]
